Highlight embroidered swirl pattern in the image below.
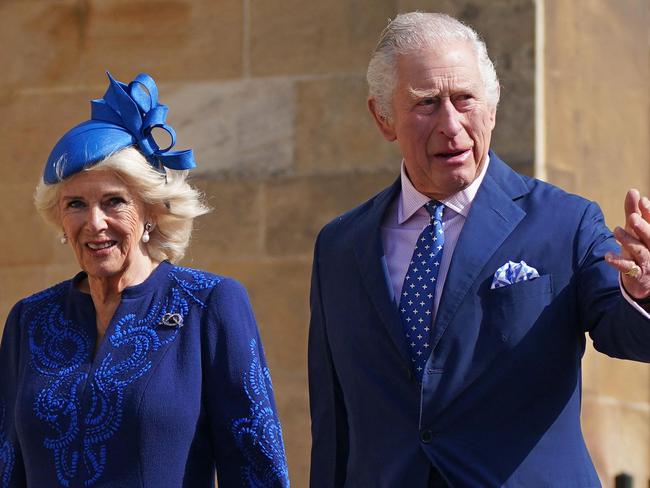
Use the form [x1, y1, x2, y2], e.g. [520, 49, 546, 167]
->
[27, 267, 218, 486]
[0, 402, 16, 488]
[231, 339, 289, 487]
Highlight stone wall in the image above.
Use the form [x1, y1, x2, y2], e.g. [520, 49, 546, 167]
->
[2, 0, 645, 486]
[544, 0, 650, 484]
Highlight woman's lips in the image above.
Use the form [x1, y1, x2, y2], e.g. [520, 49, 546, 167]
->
[86, 240, 117, 254]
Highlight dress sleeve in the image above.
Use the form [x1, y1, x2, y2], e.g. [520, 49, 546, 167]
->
[0, 303, 27, 488]
[202, 278, 290, 488]
[577, 201, 650, 360]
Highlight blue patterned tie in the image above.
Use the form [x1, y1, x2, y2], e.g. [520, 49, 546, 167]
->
[398, 201, 445, 381]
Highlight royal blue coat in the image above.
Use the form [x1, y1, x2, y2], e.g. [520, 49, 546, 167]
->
[308, 152, 650, 487]
[0, 261, 290, 487]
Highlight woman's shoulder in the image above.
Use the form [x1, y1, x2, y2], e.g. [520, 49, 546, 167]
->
[165, 264, 250, 305]
[2, 279, 73, 335]
[19, 279, 72, 308]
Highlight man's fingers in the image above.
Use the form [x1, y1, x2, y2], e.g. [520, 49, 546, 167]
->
[627, 213, 650, 249]
[605, 252, 641, 276]
[640, 196, 650, 222]
[625, 189, 641, 219]
[614, 225, 650, 263]
[624, 189, 642, 239]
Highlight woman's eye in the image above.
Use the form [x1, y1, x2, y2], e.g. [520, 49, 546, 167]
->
[66, 200, 85, 209]
[107, 197, 127, 207]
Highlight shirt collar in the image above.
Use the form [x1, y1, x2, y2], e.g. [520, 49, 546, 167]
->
[398, 154, 491, 224]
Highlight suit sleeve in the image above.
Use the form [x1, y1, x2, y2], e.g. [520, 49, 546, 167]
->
[577, 202, 650, 361]
[308, 233, 349, 488]
[202, 278, 290, 488]
[0, 303, 27, 488]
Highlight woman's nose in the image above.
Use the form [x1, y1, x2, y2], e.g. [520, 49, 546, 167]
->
[86, 205, 108, 232]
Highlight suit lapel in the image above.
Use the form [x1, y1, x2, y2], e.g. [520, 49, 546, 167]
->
[431, 154, 530, 350]
[352, 179, 413, 365]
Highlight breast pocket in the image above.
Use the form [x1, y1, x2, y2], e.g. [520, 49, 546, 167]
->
[484, 274, 554, 344]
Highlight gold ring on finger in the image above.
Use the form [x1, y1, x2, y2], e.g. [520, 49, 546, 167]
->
[624, 264, 641, 278]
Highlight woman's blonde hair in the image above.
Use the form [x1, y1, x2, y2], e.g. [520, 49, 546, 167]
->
[34, 146, 210, 263]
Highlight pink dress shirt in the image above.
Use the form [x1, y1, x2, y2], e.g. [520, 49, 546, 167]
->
[380, 156, 490, 320]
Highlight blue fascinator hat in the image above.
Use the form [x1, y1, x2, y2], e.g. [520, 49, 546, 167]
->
[43, 72, 195, 184]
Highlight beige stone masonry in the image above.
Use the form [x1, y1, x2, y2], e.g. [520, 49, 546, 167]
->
[0, 0, 243, 89]
[167, 79, 295, 177]
[250, 0, 396, 76]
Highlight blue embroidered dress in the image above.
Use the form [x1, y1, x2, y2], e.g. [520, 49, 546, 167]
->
[0, 261, 289, 487]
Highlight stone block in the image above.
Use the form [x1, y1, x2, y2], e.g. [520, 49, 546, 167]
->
[295, 76, 401, 174]
[0, 0, 242, 89]
[186, 178, 264, 260]
[0, 262, 79, 330]
[582, 395, 649, 486]
[0, 88, 98, 186]
[0, 1, 81, 90]
[582, 344, 650, 404]
[164, 79, 294, 176]
[490, 69, 534, 170]
[544, 0, 650, 210]
[265, 171, 397, 257]
[272, 372, 310, 488]
[250, 0, 396, 76]
[0, 181, 79, 268]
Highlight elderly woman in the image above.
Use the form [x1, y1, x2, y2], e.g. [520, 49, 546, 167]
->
[0, 73, 289, 487]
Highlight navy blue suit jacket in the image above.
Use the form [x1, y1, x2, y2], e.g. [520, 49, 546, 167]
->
[308, 153, 650, 487]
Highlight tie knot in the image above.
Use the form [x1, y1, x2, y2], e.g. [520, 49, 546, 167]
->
[424, 200, 444, 222]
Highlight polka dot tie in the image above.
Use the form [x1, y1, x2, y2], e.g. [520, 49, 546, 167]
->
[398, 200, 445, 381]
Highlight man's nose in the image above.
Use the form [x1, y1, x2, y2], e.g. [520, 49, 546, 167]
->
[437, 99, 462, 138]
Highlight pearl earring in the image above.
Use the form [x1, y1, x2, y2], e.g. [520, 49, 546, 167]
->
[142, 222, 153, 243]
[60, 233, 68, 244]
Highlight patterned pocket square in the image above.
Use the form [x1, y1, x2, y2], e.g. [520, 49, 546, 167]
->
[491, 260, 540, 289]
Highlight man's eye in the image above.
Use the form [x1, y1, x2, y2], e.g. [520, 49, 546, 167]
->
[455, 94, 474, 103]
[418, 98, 436, 106]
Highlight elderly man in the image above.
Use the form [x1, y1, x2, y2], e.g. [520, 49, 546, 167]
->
[308, 12, 650, 487]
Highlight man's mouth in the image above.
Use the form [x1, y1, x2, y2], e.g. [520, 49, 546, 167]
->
[87, 241, 116, 251]
[434, 148, 472, 162]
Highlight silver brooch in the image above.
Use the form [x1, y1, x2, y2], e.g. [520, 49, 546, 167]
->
[160, 312, 184, 328]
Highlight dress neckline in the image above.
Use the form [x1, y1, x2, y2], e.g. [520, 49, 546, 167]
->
[68, 260, 173, 300]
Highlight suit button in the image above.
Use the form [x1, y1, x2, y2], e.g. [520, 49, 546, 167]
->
[420, 429, 433, 444]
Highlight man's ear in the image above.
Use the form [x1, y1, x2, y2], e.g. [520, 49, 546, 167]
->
[488, 85, 500, 129]
[368, 98, 397, 141]
[488, 105, 497, 130]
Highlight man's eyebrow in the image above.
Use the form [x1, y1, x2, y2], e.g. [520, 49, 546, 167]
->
[408, 82, 479, 100]
[408, 87, 438, 99]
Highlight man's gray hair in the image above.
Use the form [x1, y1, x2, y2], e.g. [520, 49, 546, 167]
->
[367, 12, 500, 119]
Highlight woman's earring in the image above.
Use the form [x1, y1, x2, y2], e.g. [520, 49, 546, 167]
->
[142, 222, 153, 243]
[60, 233, 68, 244]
